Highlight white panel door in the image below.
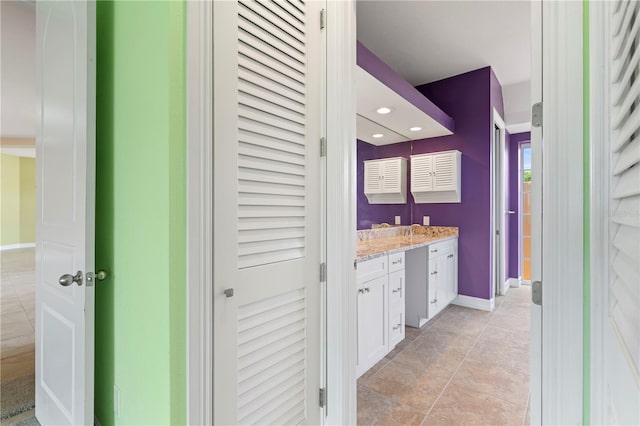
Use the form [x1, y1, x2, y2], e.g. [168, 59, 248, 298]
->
[35, 1, 96, 425]
[213, 1, 324, 424]
[359, 276, 388, 370]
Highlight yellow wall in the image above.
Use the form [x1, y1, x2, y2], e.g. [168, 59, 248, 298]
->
[0, 154, 36, 246]
[19, 157, 36, 243]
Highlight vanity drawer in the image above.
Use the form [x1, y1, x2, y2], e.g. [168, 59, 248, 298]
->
[356, 255, 388, 283]
[389, 269, 404, 307]
[388, 251, 405, 273]
[389, 308, 405, 348]
[428, 240, 454, 258]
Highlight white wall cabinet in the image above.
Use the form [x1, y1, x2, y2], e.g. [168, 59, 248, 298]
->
[356, 252, 405, 377]
[411, 150, 461, 203]
[364, 157, 407, 204]
[405, 238, 458, 327]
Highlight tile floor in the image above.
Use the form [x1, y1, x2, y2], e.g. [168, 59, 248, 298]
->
[358, 286, 531, 426]
[1, 248, 36, 385]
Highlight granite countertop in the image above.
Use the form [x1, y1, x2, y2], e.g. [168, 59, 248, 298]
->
[356, 225, 459, 262]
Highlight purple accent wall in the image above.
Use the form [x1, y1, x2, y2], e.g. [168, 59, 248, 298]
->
[507, 131, 531, 279]
[357, 42, 455, 133]
[357, 67, 500, 300]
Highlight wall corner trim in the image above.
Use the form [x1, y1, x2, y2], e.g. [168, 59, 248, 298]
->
[452, 295, 495, 312]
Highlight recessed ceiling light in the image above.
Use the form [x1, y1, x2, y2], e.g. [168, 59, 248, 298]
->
[376, 107, 392, 114]
[372, 133, 384, 138]
[410, 126, 422, 132]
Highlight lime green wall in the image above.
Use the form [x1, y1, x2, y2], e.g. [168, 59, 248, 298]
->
[0, 154, 35, 246]
[95, 1, 186, 425]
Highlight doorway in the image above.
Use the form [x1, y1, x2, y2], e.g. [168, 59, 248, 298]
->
[492, 111, 508, 297]
[519, 143, 532, 284]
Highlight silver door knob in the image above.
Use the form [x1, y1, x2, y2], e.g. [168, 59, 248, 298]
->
[86, 270, 108, 285]
[59, 271, 83, 286]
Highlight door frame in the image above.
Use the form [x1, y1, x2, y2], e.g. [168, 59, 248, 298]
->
[490, 108, 507, 299]
[185, 2, 357, 425]
[537, 0, 586, 423]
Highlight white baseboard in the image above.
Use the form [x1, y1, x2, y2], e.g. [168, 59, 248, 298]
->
[508, 277, 521, 288]
[452, 294, 495, 312]
[1, 243, 35, 251]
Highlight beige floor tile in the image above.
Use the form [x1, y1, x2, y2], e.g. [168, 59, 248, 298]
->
[409, 326, 478, 356]
[422, 382, 524, 426]
[0, 314, 33, 341]
[1, 334, 35, 360]
[488, 309, 531, 332]
[447, 358, 529, 407]
[465, 340, 529, 374]
[365, 359, 443, 415]
[474, 326, 530, 354]
[0, 351, 35, 383]
[358, 385, 426, 426]
[1, 296, 24, 315]
[358, 356, 390, 387]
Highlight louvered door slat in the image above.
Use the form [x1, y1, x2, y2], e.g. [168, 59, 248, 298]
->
[279, 0, 305, 22]
[608, 0, 640, 384]
[239, 78, 306, 115]
[611, 0, 637, 62]
[238, 14, 305, 65]
[240, 0, 306, 44]
[612, 76, 640, 128]
[613, 138, 640, 175]
[253, 0, 306, 36]
[238, 41, 306, 84]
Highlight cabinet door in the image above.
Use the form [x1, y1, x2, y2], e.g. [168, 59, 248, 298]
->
[445, 250, 458, 304]
[436, 254, 449, 313]
[364, 161, 382, 194]
[381, 159, 402, 193]
[357, 276, 388, 376]
[433, 152, 457, 192]
[389, 308, 404, 348]
[411, 155, 433, 192]
[427, 260, 439, 318]
[388, 269, 404, 307]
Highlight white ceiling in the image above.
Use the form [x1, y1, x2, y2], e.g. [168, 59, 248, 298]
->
[356, 1, 531, 88]
[1, 1, 36, 138]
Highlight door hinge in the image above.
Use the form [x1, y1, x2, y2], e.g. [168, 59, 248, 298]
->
[320, 9, 326, 30]
[532, 280, 542, 305]
[320, 137, 326, 157]
[532, 102, 543, 127]
[320, 262, 327, 282]
[319, 388, 327, 408]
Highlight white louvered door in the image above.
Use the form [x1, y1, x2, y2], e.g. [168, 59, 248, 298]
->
[364, 160, 382, 194]
[432, 152, 456, 192]
[381, 159, 401, 193]
[410, 155, 433, 192]
[603, 1, 640, 424]
[213, 1, 324, 424]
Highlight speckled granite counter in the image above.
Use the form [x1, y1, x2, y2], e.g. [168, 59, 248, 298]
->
[356, 225, 458, 262]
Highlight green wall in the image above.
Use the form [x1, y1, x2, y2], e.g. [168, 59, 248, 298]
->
[0, 154, 36, 246]
[95, 1, 186, 424]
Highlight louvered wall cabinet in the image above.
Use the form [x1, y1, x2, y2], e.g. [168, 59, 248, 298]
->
[411, 150, 462, 203]
[364, 157, 408, 204]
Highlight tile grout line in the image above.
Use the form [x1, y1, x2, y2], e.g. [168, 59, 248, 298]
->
[418, 307, 498, 424]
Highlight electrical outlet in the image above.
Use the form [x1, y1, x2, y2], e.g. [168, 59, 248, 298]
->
[423, 216, 430, 226]
[114, 385, 121, 417]
[395, 216, 401, 225]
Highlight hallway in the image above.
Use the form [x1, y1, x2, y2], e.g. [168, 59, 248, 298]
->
[358, 286, 531, 425]
[1, 248, 36, 420]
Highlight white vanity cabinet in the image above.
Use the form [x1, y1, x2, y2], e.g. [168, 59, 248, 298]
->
[387, 252, 405, 348]
[410, 150, 461, 203]
[364, 157, 408, 204]
[405, 238, 458, 327]
[356, 252, 406, 377]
